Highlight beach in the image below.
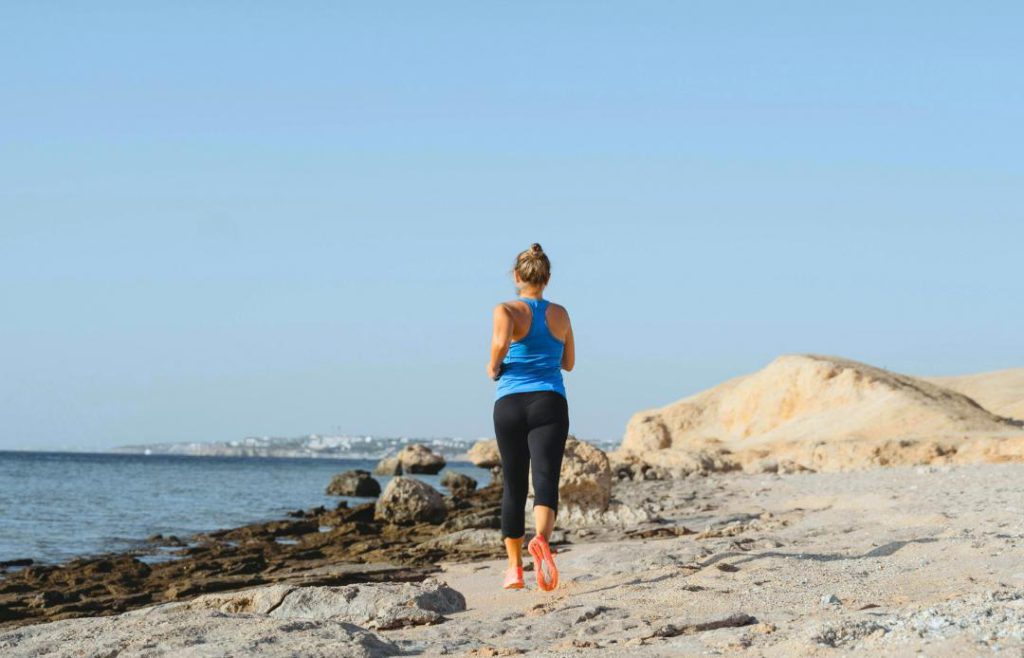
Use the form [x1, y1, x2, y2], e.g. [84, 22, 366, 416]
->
[3, 461, 1024, 656]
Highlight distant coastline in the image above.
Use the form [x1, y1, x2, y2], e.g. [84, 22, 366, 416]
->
[111, 434, 623, 461]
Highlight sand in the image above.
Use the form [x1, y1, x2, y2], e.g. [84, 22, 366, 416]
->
[385, 463, 1024, 656]
[6, 463, 1024, 656]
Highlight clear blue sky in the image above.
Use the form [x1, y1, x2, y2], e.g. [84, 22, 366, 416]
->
[2, 3, 1021, 451]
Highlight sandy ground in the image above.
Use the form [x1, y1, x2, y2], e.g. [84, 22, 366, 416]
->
[382, 464, 1024, 656]
[4, 463, 1023, 657]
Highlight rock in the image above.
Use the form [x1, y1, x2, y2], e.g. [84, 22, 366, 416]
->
[744, 457, 779, 474]
[0, 558, 33, 569]
[615, 354, 1024, 473]
[529, 436, 612, 516]
[373, 456, 403, 476]
[29, 590, 70, 608]
[267, 578, 465, 630]
[374, 477, 447, 524]
[440, 509, 502, 532]
[557, 500, 655, 528]
[326, 470, 382, 497]
[396, 443, 446, 474]
[420, 529, 503, 551]
[467, 439, 501, 468]
[926, 368, 1024, 422]
[653, 612, 757, 637]
[375, 444, 447, 475]
[0, 600, 401, 657]
[440, 470, 477, 496]
[821, 593, 842, 606]
[811, 619, 887, 647]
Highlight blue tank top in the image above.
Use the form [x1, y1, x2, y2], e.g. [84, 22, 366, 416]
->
[495, 297, 567, 400]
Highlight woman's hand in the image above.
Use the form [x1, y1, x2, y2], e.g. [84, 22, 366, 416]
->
[487, 363, 503, 381]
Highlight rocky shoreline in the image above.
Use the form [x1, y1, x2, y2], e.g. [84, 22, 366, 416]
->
[4, 462, 1024, 656]
[0, 474, 503, 629]
[0, 438, 632, 632]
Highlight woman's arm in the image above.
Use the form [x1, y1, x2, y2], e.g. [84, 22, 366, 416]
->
[561, 314, 575, 372]
[488, 304, 513, 380]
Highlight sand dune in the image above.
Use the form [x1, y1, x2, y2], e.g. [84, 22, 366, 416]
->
[613, 355, 1024, 474]
[925, 368, 1024, 422]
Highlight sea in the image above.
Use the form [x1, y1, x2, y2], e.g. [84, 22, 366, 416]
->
[0, 450, 492, 565]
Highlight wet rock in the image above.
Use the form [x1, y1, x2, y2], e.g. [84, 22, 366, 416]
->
[467, 439, 501, 468]
[327, 470, 382, 497]
[147, 534, 186, 546]
[29, 590, 71, 609]
[440, 471, 477, 496]
[374, 477, 447, 525]
[0, 559, 33, 569]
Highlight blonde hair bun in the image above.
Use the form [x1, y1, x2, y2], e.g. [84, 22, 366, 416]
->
[514, 243, 551, 285]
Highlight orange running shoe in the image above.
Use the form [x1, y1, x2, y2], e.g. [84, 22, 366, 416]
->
[502, 565, 524, 589]
[527, 534, 559, 591]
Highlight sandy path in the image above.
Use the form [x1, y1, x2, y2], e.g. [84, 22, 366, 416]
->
[382, 464, 1024, 656]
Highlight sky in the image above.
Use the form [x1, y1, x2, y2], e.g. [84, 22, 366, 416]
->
[1, 3, 1021, 451]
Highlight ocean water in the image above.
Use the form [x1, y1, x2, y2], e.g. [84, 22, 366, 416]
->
[0, 451, 492, 565]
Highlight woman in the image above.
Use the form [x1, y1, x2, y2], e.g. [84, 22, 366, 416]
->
[487, 243, 574, 591]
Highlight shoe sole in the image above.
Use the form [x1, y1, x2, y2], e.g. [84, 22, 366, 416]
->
[528, 536, 559, 591]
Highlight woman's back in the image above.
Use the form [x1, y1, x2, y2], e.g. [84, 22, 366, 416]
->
[495, 297, 567, 399]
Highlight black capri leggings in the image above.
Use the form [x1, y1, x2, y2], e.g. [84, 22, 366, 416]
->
[492, 390, 570, 539]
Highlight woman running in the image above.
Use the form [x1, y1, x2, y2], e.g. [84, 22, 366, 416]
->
[487, 243, 575, 591]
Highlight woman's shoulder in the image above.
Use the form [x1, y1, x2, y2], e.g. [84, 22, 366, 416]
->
[545, 300, 569, 316]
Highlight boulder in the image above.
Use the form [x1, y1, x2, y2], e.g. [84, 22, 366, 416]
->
[0, 601, 400, 658]
[395, 443, 446, 474]
[374, 444, 446, 476]
[528, 436, 612, 514]
[267, 578, 465, 630]
[373, 457, 403, 476]
[467, 439, 501, 468]
[326, 470, 382, 497]
[374, 477, 447, 525]
[1, 579, 468, 657]
[439, 470, 477, 496]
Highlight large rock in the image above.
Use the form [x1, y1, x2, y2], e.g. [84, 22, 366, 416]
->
[613, 354, 1024, 474]
[374, 444, 446, 476]
[326, 470, 381, 497]
[373, 456, 403, 476]
[395, 443, 446, 474]
[374, 477, 447, 524]
[527, 436, 613, 524]
[440, 470, 477, 496]
[466, 439, 501, 468]
[265, 578, 465, 630]
[0, 601, 399, 658]
[0, 579, 468, 657]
